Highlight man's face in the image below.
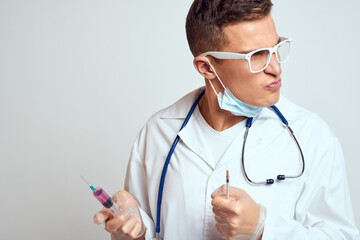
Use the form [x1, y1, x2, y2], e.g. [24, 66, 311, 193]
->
[211, 14, 282, 107]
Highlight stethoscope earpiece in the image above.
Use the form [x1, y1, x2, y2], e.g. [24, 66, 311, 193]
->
[266, 179, 275, 184]
[277, 175, 286, 180]
[265, 175, 286, 184]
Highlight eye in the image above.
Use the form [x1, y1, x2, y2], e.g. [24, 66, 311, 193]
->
[253, 50, 268, 56]
[251, 50, 269, 58]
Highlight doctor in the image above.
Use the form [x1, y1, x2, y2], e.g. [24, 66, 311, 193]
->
[94, 0, 360, 239]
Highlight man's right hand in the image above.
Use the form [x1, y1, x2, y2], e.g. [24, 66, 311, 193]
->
[93, 190, 146, 240]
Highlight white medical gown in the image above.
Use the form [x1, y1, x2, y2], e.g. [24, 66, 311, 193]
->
[124, 87, 360, 240]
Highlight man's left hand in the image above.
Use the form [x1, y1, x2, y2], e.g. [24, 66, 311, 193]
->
[211, 184, 265, 240]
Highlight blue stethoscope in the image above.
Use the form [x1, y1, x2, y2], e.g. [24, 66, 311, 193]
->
[152, 89, 305, 240]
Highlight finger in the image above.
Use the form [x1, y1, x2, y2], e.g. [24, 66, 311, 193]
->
[216, 223, 232, 239]
[211, 196, 233, 211]
[211, 184, 227, 198]
[129, 221, 142, 239]
[120, 216, 136, 235]
[213, 206, 228, 215]
[94, 207, 110, 224]
[113, 190, 139, 210]
[105, 210, 130, 233]
[214, 213, 227, 224]
[213, 206, 230, 221]
[213, 197, 245, 215]
[215, 223, 225, 238]
[112, 191, 127, 209]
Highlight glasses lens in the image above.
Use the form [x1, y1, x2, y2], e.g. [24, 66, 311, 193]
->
[277, 40, 291, 63]
[249, 49, 270, 72]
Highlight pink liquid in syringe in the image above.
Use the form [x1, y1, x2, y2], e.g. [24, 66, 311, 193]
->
[93, 187, 114, 208]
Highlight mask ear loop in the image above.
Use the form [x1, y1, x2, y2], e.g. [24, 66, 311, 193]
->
[204, 58, 232, 183]
[203, 57, 226, 95]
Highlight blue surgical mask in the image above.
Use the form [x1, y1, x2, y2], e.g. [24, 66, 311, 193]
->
[205, 57, 263, 118]
[217, 88, 263, 117]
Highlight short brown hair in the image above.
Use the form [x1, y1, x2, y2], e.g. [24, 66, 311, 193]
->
[186, 0, 273, 57]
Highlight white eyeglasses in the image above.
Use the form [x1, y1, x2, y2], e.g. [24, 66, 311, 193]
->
[199, 37, 293, 73]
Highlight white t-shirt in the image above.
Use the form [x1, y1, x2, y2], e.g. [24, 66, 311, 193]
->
[191, 105, 246, 167]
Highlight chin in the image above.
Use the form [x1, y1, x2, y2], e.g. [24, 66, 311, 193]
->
[269, 92, 280, 106]
[258, 91, 280, 107]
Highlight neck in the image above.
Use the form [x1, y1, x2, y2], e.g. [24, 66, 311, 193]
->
[198, 85, 246, 132]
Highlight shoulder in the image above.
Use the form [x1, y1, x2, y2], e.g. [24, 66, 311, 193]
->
[132, 87, 205, 153]
[271, 95, 334, 137]
[258, 95, 338, 152]
[261, 95, 314, 123]
[147, 86, 205, 122]
[277, 95, 341, 161]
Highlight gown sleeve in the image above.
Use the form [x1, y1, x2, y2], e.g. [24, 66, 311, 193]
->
[262, 136, 360, 239]
[124, 140, 155, 240]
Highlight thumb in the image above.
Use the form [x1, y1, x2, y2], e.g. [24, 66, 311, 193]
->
[111, 191, 127, 209]
[211, 185, 248, 200]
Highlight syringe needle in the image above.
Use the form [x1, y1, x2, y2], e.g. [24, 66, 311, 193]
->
[80, 175, 90, 186]
[81, 175, 96, 191]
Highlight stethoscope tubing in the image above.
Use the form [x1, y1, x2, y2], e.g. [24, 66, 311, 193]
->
[154, 89, 305, 238]
[242, 106, 305, 185]
[155, 89, 205, 235]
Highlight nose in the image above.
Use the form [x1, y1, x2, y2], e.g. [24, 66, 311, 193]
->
[264, 52, 282, 76]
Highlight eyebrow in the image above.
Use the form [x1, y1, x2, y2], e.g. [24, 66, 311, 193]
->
[239, 37, 281, 54]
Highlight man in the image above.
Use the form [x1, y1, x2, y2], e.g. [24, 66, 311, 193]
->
[94, 0, 360, 239]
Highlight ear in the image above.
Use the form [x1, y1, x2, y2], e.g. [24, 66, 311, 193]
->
[193, 56, 217, 80]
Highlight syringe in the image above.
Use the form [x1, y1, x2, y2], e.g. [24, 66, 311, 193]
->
[81, 175, 122, 217]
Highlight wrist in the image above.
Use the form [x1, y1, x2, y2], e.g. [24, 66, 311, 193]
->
[252, 204, 266, 240]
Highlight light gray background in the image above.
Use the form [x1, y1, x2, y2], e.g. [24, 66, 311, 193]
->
[0, 0, 359, 239]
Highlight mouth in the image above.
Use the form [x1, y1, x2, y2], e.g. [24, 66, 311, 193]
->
[265, 79, 281, 90]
